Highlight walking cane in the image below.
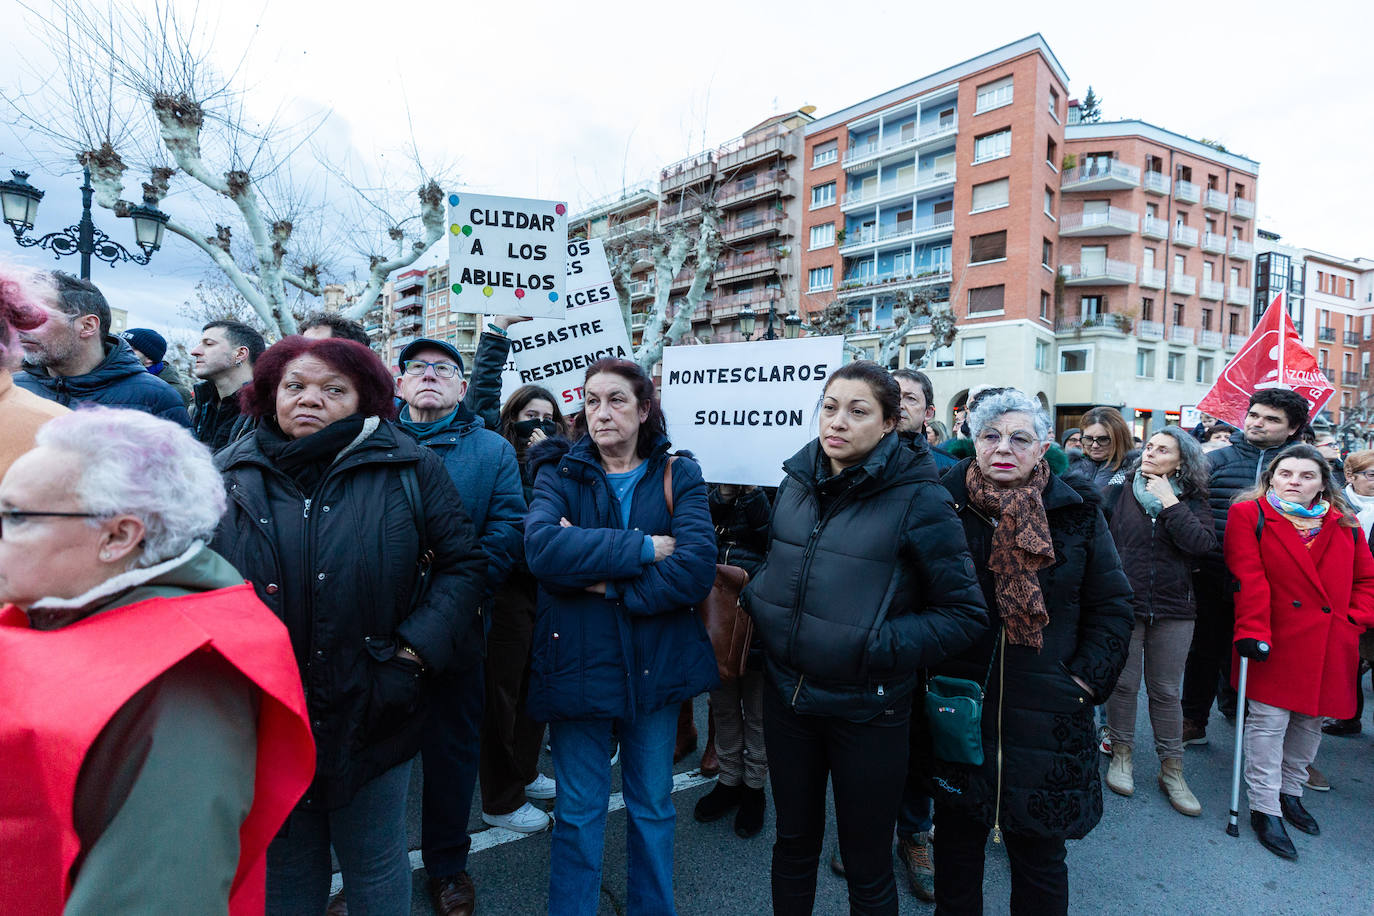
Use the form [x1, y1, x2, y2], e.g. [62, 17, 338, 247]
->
[1226, 644, 1267, 837]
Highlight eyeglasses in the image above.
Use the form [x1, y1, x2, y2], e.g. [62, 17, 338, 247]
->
[1357, 471, 1374, 481]
[401, 360, 460, 379]
[976, 430, 1040, 453]
[0, 509, 102, 538]
[1080, 435, 1113, 446]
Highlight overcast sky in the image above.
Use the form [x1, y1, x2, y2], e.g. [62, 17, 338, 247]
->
[3, 0, 1370, 339]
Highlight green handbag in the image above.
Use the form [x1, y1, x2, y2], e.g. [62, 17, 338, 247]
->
[924, 630, 1000, 766]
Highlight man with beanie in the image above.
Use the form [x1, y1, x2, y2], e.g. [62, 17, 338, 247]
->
[122, 327, 194, 407]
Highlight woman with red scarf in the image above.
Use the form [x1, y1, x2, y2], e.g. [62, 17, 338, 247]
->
[1226, 443, 1374, 860]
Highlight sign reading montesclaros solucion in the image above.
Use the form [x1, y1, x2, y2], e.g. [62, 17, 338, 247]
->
[447, 191, 568, 319]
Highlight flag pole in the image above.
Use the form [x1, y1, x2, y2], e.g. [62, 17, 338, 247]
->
[1276, 290, 1287, 388]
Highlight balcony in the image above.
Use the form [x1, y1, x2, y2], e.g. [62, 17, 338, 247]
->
[1346, 331, 1361, 346]
[393, 294, 423, 312]
[1174, 179, 1200, 204]
[452, 316, 477, 331]
[1202, 231, 1227, 254]
[842, 118, 959, 170]
[841, 168, 956, 211]
[1138, 320, 1164, 340]
[394, 316, 422, 335]
[1200, 330, 1223, 349]
[715, 250, 785, 283]
[1228, 285, 1251, 305]
[631, 312, 648, 330]
[1201, 279, 1224, 300]
[365, 324, 383, 338]
[392, 335, 416, 350]
[838, 213, 954, 255]
[1141, 215, 1169, 240]
[837, 268, 952, 299]
[607, 215, 652, 238]
[1345, 371, 1361, 387]
[717, 172, 792, 209]
[1169, 326, 1195, 345]
[1229, 238, 1254, 260]
[1059, 259, 1137, 286]
[1055, 313, 1134, 335]
[660, 200, 702, 224]
[1231, 198, 1255, 220]
[1319, 327, 1336, 342]
[628, 279, 656, 301]
[1140, 267, 1166, 289]
[1058, 207, 1139, 236]
[1061, 161, 1141, 192]
[1172, 224, 1199, 247]
[718, 131, 788, 172]
[723, 213, 786, 243]
[1171, 274, 1197, 296]
[1227, 333, 1247, 350]
[1203, 189, 1229, 211]
[393, 272, 425, 294]
[1143, 171, 1171, 195]
[712, 288, 784, 320]
[1322, 367, 1336, 383]
[661, 151, 715, 192]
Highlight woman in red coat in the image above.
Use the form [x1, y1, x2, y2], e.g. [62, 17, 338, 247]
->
[1225, 443, 1374, 860]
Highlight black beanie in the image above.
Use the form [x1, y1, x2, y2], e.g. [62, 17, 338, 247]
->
[121, 327, 167, 363]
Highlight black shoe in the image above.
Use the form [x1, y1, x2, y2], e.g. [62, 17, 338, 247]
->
[1251, 811, 1298, 860]
[734, 786, 766, 838]
[1322, 718, 1362, 736]
[693, 782, 742, 823]
[1280, 793, 1320, 835]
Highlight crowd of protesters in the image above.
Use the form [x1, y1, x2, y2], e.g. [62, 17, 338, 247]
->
[4, 263, 1374, 916]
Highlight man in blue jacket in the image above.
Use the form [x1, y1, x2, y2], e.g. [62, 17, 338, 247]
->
[15, 272, 189, 426]
[394, 337, 525, 916]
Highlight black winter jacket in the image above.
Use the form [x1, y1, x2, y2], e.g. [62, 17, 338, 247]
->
[1103, 472, 1217, 622]
[709, 486, 771, 578]
[743, 433, 988, 722]
[1204, 436, 1300, 550]
[192, 380, 255, 451]
[16, 338, 191, 426]
[923, 459, 1134, 840]
[212, 419, 487, 809]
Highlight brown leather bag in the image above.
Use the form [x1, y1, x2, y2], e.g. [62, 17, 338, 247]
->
[663, 457, 754, 683]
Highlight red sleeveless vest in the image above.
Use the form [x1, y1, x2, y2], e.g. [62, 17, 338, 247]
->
[0, 584, 315, 914]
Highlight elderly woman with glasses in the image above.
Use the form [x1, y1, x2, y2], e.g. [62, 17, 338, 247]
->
[0, 407, 315, 914]
[925, 388, 1133, 916]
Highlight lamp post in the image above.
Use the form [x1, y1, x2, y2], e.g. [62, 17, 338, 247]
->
[0, 167, 169, 280]
[739, 300, 802, 341]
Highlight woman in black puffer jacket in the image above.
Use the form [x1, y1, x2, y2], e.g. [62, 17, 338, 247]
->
[1102, 427, 1216, 815]
[926, 388, 1133, 916]
[743, 361, 988, 915]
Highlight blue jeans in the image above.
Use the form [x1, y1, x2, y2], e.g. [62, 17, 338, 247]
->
[548, 703, 678, 916]
[420, 660, 485, 878]
[266, 760, 413, 916]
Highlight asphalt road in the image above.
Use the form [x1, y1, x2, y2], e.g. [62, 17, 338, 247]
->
[380, 688, 1374, 915]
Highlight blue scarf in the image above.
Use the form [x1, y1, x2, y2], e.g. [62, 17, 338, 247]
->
[1266, 489, 1329, 519]
[397, 403, 465, 439]
[1131, 471, 1181, 519]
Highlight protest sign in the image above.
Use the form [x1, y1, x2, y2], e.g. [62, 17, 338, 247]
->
[1199, 291, 1334, 428]
[660, 336, 845, 487]
[499, 238, 633, 411]
[447, 191, 568, 319]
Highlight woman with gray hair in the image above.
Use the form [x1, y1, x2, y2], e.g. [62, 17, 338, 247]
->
[1101, 427, 1217, 815]
[0, 407, 314, 914]
[924, 388, 1133, 915]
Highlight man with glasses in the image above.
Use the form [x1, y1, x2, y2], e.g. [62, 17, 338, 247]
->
[391, 338, 526, 916]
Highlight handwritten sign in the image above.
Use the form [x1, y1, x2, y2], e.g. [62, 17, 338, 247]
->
[660, 336, 845, 486]
[499, 238, 633, 410]
[447, 191, 568, 319]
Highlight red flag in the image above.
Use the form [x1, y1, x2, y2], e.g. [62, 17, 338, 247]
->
[1198, 291, 1334, 429]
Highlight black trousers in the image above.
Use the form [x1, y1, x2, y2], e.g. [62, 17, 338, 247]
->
[931, 803, 1067, 916]
[479, 575, 546, 815]
[762, 685, 908, 916]
[1181, 563, 1237, 724]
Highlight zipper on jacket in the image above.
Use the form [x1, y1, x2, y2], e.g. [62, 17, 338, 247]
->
[786, 491, 861, 666]
[791, 675, 805, 708]
[1147, 517, 1157, 626]
[303, 497, 312, 519]
[992, 628, 1007, 845]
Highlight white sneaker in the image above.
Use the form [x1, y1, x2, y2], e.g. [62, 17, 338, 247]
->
[526, 774, 557, 800]
[482, 802, 551, 834]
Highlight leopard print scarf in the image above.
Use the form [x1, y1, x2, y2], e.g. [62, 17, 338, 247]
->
[965, 460, 1056, 649]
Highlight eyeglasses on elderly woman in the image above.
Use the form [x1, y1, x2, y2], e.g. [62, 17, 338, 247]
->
[975, 429, 1041, 453]
[0, 509, 103, 538]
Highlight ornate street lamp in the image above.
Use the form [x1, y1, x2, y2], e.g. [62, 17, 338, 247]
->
[738, 306, 758, 341]
[783, 311, 802, 340]
[1, 167, 168, 280]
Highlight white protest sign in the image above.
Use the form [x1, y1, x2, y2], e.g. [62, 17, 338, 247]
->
[1180, 404, 1201, 429]
[499, 238, 634, 411]
[660, 336, 845, 487]
[446, 191, 568, 319]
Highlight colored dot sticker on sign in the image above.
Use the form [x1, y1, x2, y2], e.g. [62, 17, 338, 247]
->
[449, 224, 461, 235]
[515, 289, 525, 299]
[451, 284, 462, 294]
[448, 194, 460, 207]
[482, 286, 494, 297]
[555, 203, 566, 215]
[548, 292, 559, 302]
[462, 225, 472, 236]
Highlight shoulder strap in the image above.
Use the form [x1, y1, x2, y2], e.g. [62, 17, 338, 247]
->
[662, 455, 679, 516]
[400, 464, 432, 567]
[1254, 497, 1264, 540]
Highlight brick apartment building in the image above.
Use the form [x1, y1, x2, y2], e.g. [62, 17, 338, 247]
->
[371, 265, 479, 370]
[567, 182, 659, 348]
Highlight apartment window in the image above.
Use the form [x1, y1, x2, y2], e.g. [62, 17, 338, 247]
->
[1040, 290, 1051, 319]
[1044, 187, 1055, 218]
[973, 129, 1011, 164]
[1196, 356, 1214, 385]
[1172, 302, 1186, 325]
[1201, 308, 1213, 330]
[1060, 348, 1090, 373]
[969, 230, 1007, 263]
[427, 318, 437, 332]
[933, 345, 954, 368]
[1142, 297, 1154, 322]
[1136, 348, 1155, 378]
[811, 182, 836, 208]
[968, 284, 1005, 314]
[1167, 351, 1184, 381]
[809, 223, 835, 250]
[1046, 137, 1057, 169]
[963, 337, 987, 367]
[812, 140, 838, 168]
[1049, 88, 1060, 119]
[1230, 312, 1242, 336]
[971, 177, 1009, 213]
[1174, 253, 1186, 275]
[808, 266, 833, 292]
[1080, 295, 1104, 319]
[1035, 339, 1050, 371]
[975, 75, 1014, 113]
[1042, 238, 1053, 268]
[907, 344, 928, 368]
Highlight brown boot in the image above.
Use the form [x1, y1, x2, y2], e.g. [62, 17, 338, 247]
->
[1106, 743, 1134, 797]
[699, 705, 719, 776]
[1158, 757, 1201, 816]
[674, 699, 698, 763]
